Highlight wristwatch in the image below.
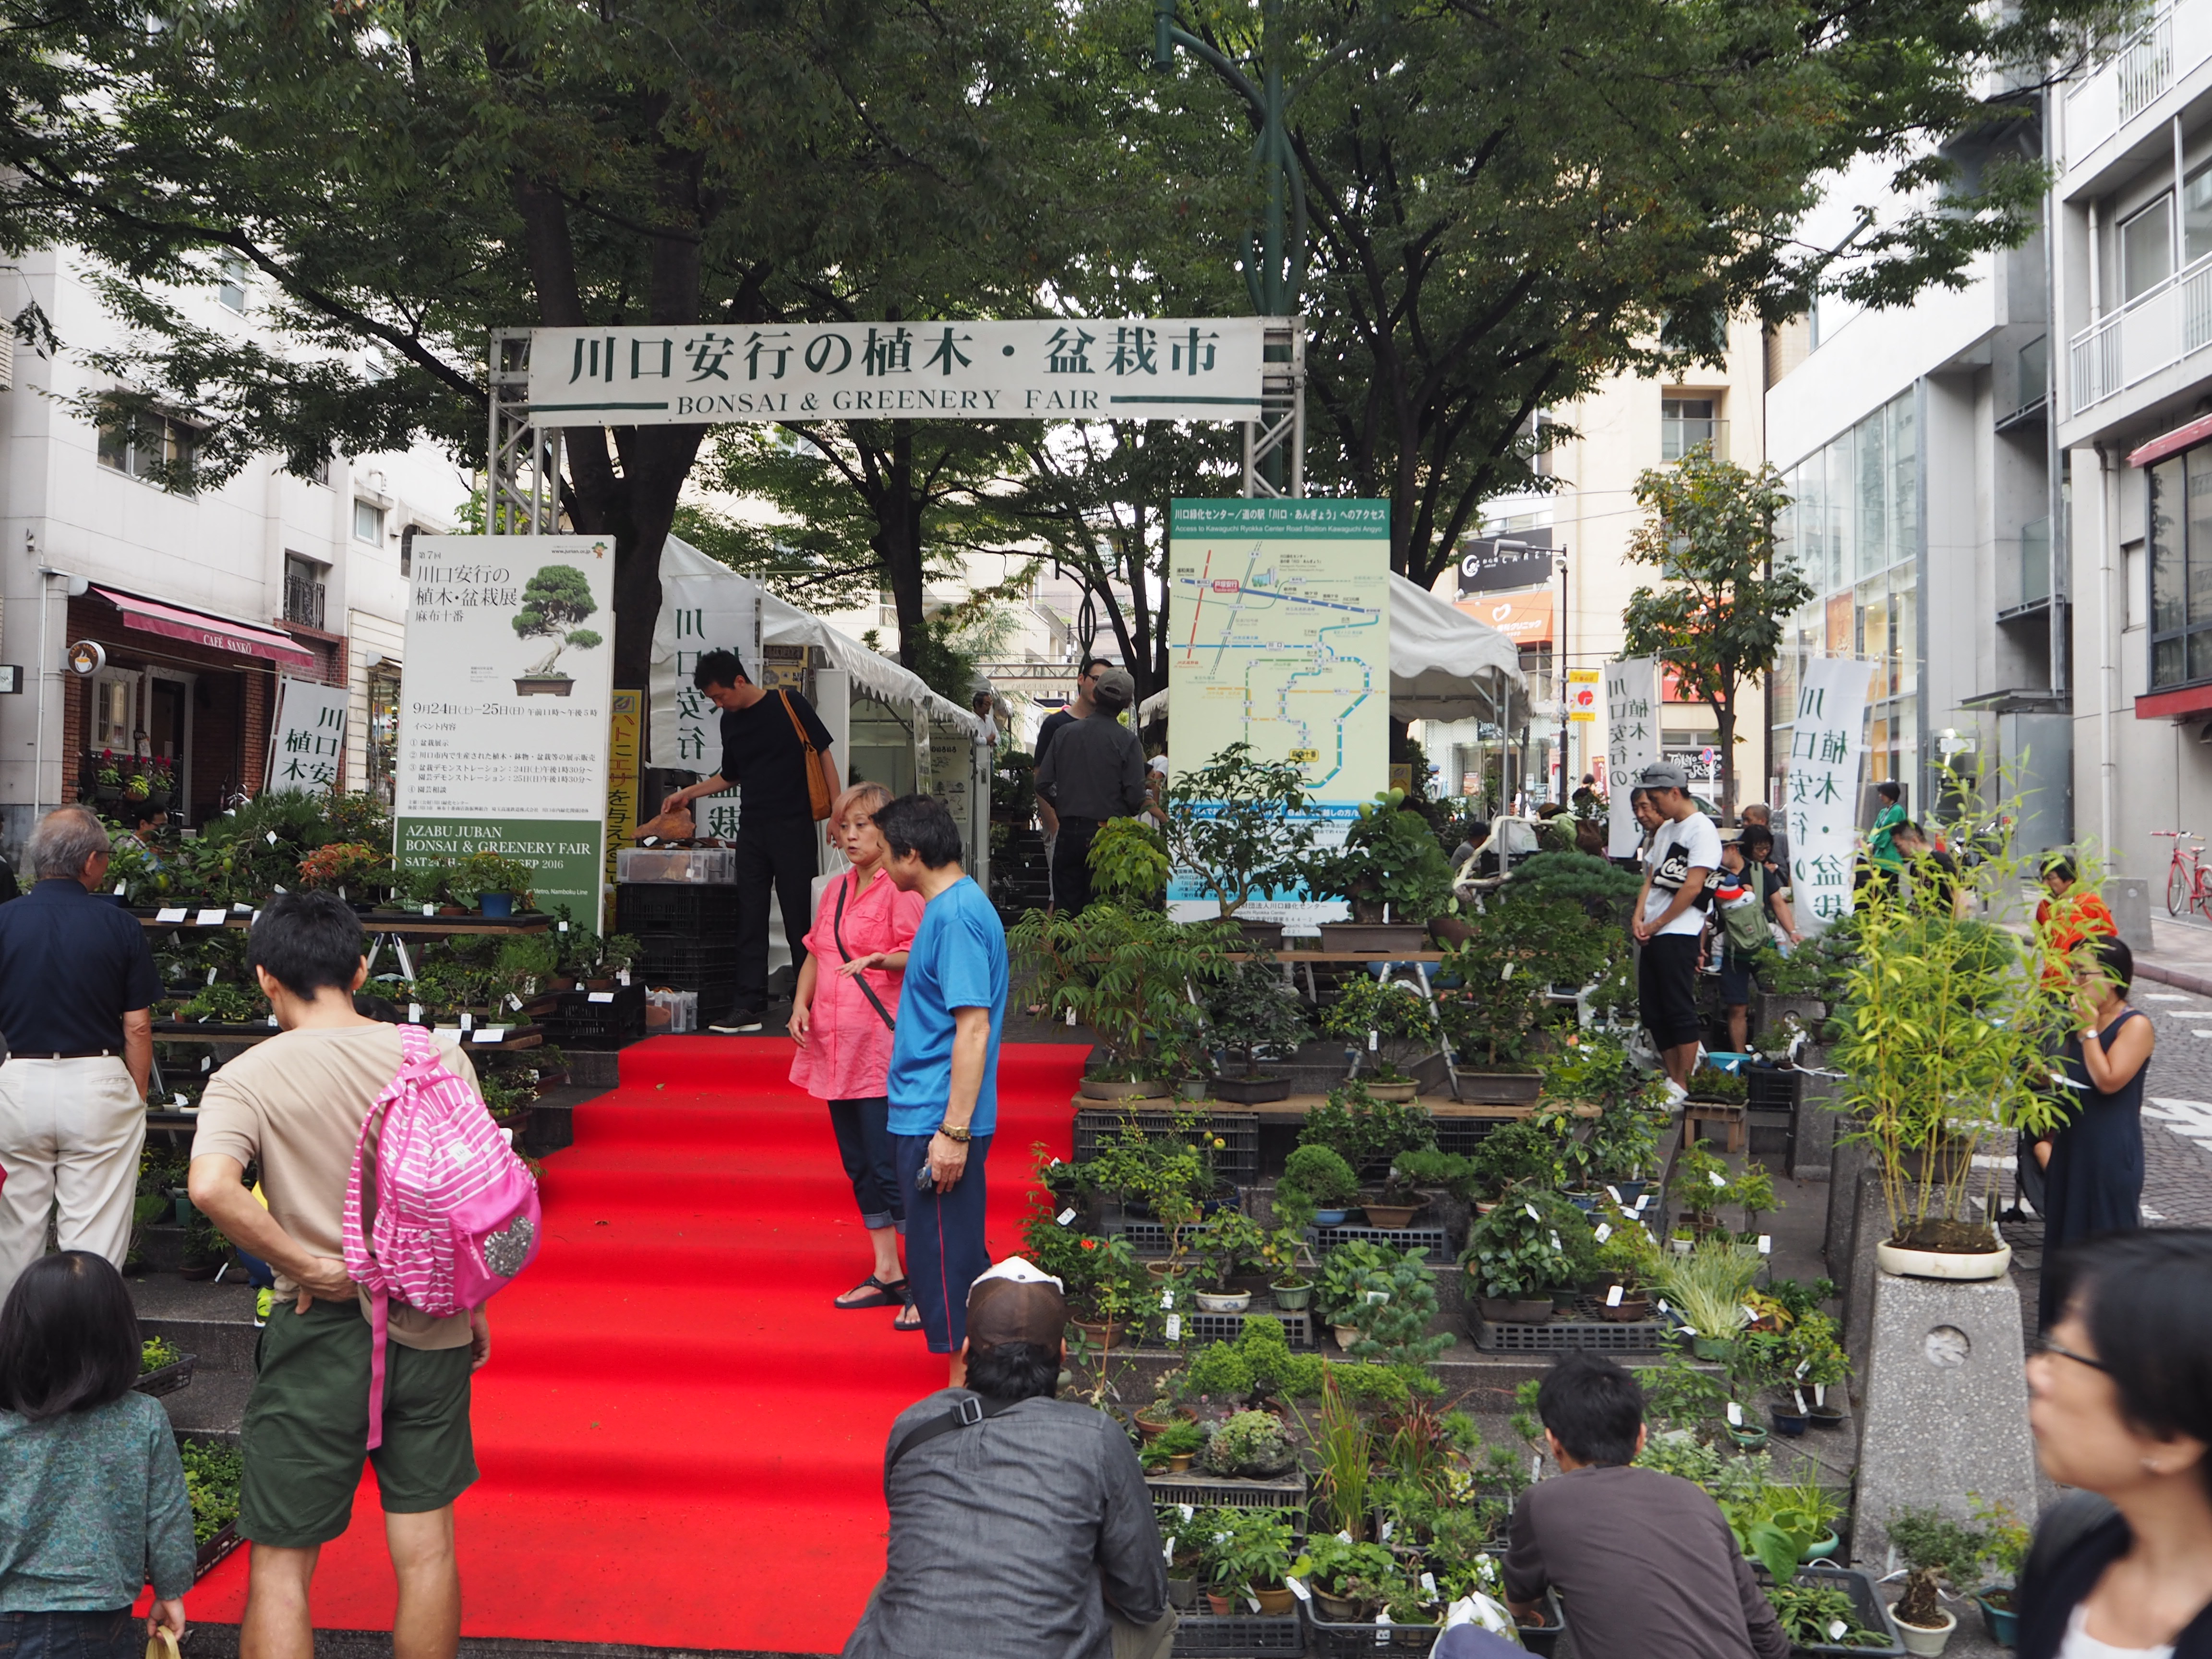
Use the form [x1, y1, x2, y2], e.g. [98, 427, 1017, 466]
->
[936, 1122, 972, 1143]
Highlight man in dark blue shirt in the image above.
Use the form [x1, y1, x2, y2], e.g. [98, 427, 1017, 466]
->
[0, 806, 160, 1303]
[659, 648, 839, 1031]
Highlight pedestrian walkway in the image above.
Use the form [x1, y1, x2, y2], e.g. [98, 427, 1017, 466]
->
[2104, 928, 2212, 1226]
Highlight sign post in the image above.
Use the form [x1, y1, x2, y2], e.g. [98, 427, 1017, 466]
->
[1783, 657, 1876, 933]
[395, 534, 617, 927]
[1604, 658, 1660, 858]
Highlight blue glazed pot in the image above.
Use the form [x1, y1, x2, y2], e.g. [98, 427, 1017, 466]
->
[479, 892, 515, 918]
[1313, 1209, 1351, 1227]
[1975, 1590, 2018, 1647]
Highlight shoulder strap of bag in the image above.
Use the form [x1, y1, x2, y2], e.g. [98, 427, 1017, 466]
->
[833, 877, 896, 1031]
[778, 689, 833, 820]
[887, 1392, 1022, 1471]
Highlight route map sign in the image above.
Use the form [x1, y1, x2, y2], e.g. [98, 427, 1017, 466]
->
[1165, 499, 1390, 926]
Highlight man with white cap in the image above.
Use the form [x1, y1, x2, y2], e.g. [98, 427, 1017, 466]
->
[843, 1257, 1172, 1659]
[1628, 760, 1720, 1094]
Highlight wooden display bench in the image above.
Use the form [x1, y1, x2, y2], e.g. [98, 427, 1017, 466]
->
[1684, 1100, 1747, 1153]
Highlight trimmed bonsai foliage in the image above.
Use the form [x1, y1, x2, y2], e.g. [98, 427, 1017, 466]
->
[1192, 1210, 1268, 1291]
[1463, 1118, 1561, 1194]
[1204, 1410, 1297, 1478]
[1460, 1189, 1581, 1301]
[1158, 743, 1319, 919]
[1316, 1239, 1406, 1324]
[1278, 1145, 1361, 1218]
[1297, 1083, 1436, 1175]
[1338, 1246, 1450, 1365]
[1313, 788, 1457, 923]
[512, 564, 603, 680]
[1320, 972, 1440, 1081]
[1204, 957, 1310, 1078]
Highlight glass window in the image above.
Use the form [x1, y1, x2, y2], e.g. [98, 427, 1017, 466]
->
[1856, 409, 1888, 578]
[1889, 393, 1917, 566]
[2122, 194, 2174, 301]
[95, 403, 195, 491]
[216, 252, 248, 313]
[2189, 453, 2212, 627]
[1892, 581, 1917, 697]
[1661, 397, 1717, 460]
[2186, 163, 2212, 266]
[353, 500, 384, 543]
[2153, 457, 2186, 634]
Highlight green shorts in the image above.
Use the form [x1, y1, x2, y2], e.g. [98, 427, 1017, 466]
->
[240, 1298, 478, 1548]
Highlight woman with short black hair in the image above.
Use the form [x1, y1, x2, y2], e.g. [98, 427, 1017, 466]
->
[2020, 1229, 2212, 1658]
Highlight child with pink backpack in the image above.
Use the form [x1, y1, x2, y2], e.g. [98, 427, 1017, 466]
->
[189, 891, 538, 1659]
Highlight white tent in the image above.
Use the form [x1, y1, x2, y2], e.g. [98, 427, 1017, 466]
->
[760, 592, 985, 736]
[1137, 571, 1522, 724]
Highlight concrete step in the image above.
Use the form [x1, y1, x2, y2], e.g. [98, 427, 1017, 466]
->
[159, 1370, 251, 1446]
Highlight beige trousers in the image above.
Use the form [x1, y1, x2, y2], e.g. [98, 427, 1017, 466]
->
[0, 1055, 145, 1303]
[1110, 1607, 1178, 1659]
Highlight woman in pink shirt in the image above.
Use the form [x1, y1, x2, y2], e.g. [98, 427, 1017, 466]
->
[789, 781, 927, 1329]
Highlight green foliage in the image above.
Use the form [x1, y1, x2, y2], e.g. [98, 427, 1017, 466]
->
[512, 565, 601, 677]
[1203, 958, 1310, 1078]
[1191, 1209, 1268, 1291]
[1158, 743, 1318, 918]
[1499, 851, 1644, 915]
[141, 1336, 182, 1372]
[1463, 1118, 1562, 1194]
[1010, 904, 1231, 1082]
[1671, 1143, 1733, 1215]
[1342, 1248, 1449, 1366]
[1077, 1115, 1212, 1228]
[1296, 1083, 1436, 1173]
[1972, 1497, 2032, 1586]
[1199, 1506, 1297, 1595]
[1389, 1147, 1478, 1201]
[1203, 1410, 1295, 1479]
[177, 981, 267, 1026]
[1315, 1239, 1407, 1324]
[1435, 900, 1600, 1067]
[178, 1437, 242, 1544]
[1640, 1358, 1731, 1438]
[1182, 1340, 1255, 1405]
[1295, 1534, 1395, 1598]
[1461, 1190, 1576, 1301]
[1319, 972, 1440, 1078]
[1686, 1065, 1749, 1105]
[1301, 1367, 1372, 1537]
[1313, 790, 1457, 922]
[1622, 450, 1814, 814]
[1279, 1144, 1361, 1209]
[1766, 1582, 1889, 1650]
[1087, 817, 1171, 908]
[1653, 1239, 1765, 1342]
[1542, 1032, 1663, 1114]
[449, 851, 537, 908]
[1887, 1506, 1993, 1584]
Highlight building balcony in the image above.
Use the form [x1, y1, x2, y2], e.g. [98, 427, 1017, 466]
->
[2068, 250, 2212, 414]
[1999, 518, 2054, 617]
[282, 572, 327, 629]
[2064, 4, 2212, 169]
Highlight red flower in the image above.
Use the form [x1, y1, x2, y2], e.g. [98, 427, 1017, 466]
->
[1080, 1237, 1099, 1251]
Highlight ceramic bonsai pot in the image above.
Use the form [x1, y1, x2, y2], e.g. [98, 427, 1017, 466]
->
[1166, 1452, 1196, 1473]
[1212, 1074, 1291, 1104]
[1269, 1280, 1313, 1311]
[1078, 1076, 1172, 1101]
[1894, 1605, 1957, 1658]
[1312, 1208, 1351, 1227]
[1478, 1296, 1553, 1324]
[1808, 1400, 1849, 1429]
[1253, 1586, 1295, 1616]
[1166, 1576, 1197, 1611]
[1316, 921, 1432, 953]
[1599, 1294, 1651, 1323]
[1234, 917, 1287, 951]
[1361, 1079, 1420, 1104]
[1332, 1323, 1362, 1350]
[1194, 1289, 1251, 1314]
[1455, 1070, 1544, 1105]
[1360, 1202, 1423, 1227]
[1973, 1589, 2018, 1647]
[478, 892, 516, 918]
[1876, 1238, 2012, 1281]
[1770, 1402, 1809, 1436]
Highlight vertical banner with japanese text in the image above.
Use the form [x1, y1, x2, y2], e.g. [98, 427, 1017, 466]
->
[649, 540, 764, 838]
[266, 678, 349, 795]
[1604, 658, 1660, 857]
[605, 689, 642, 887]
[394, 535, 616, 927]
[1783, 657, 1876, 932]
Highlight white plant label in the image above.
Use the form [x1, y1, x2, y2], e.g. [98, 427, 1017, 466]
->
[1657, 1298, 1670, 1312]
[1743, 1304, 1760, 1324]
[1178, 1505, 1194, 1522]
[1379, 1519, 1395, 1543]
[1606, 1284, 1624, 1307]
[1368, 1030, 1379, 1051]
[1365, 1289, 1390, 1304]
[409, 1003, 423, 1023]
[1531, 1455, 1542, 1481]
[265, 830, 278, 844]
[1726, 1401, 1743, 1426]
[173, 1093, 189, 1108]
[459, 1011, 473, 1032]
[1056, 1208, 1077, 1226]
[1550, 1231, 1562, 1251]
[1163, 1539, 1174, 1563]
[1067, 1006, 1077, 1026]
[1524, 1202, 1541, 1221]
[1829, 1621, 1849, 1642]
[559, 920, 570, 932]
[1795, 1359, 1810, 1380]
[422, 903, 436, 916]
[1246, 1594, 1262, 1614]
[1163, 1313, 1181, 1341]
[1420, 1572, 1438, 1596]
[112, 882, 125, 896]
[1500, 962, 1515, 980]
[195, 908, 227, 927]
[1606, 1185, 1622, 1203]
[473, 1027, 509, 1044]
[1286, 1577, 1311, 1603]
[1049, 1156, 1062, 1167]
[1594, 1223, 1613, 1244]
[1757, 1234, 1772, 1255]
[1795, 1388, 1809, 1415]
[1160, 1290, 1175, 1310]
[156, 907, 187, 923]
[1709, 1169, 1728, 1188]
[199, 1056, 211, 1072]
[589, 991, 615, 1003]
[1815, 1384, 1827, 1407]
[618, 970, 631, 986]
[1635, 1193, 1652, 1212]
[204, 967, 218, 985]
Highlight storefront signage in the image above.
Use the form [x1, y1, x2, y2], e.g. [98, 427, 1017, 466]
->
[1604, 658, 1659, 858]
[265, 677, 349, 795]
[1455, 532, 1554, 596]
[1458, 590, 1552, 646]
[606, 689, 642, 887]
[1783, 657, 1877, 931]
[395, 535, 616, 926]
[66, 641, 106, 677]
[1565, 668, 1601, 722]
[527, 319, 1268, 427]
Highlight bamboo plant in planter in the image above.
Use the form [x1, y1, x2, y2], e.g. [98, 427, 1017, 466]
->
[1010, 902, 1230, 1098]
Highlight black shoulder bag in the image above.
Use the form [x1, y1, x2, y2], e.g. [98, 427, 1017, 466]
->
[887, 1392, 1021, 1469]
[834, 876, 896, 1031]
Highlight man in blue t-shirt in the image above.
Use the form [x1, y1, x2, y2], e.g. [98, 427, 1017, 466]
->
[876, 793, 1009, 1358]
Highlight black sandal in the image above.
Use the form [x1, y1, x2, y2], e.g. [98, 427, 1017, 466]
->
[835, 1274, 909, 1310]
[893, 1302, 924, 1331]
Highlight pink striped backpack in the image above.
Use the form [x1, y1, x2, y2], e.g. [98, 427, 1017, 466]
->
[343, 1023, 542, 1447]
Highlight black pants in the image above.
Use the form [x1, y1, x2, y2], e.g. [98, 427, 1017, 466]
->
[733, 813, 820, 1013]
[1638, 933, 1705, 1051]
[0, 1611, 142, 1659]
[1051, 816, 1101, 916]
[828, 1096, 903, 1232]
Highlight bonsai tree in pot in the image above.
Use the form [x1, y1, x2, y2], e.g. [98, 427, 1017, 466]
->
[1669, 1143, 1733, 1235]
[1276, 1144, 1361, 1226]
[1652, 1238, 1763, 1359]
[1319, 972, 1439, 1097]
[1314, 1238, 1403, 1338]
[1190, 1209, 1269, 1311]
[1295, 1083, 1436, 1180]
[1011, 903, 1230, 1093]
[511, 563, 604, 693]
[449, 851, 537, 916]
[1157, 742, 1318, 932]
[1460, 1189, 1574, 1323]
[1199, 1504, 1297, 1614]
[1311, 788, 1456, 930]
[1202, 957, 1310, 1104]
[1886, 1505, 1990, 1655]
[1337, 1244, 1450, 1366]
[1593, 1209, 1663, 1319]
[1461, 1117, 1563, 1202]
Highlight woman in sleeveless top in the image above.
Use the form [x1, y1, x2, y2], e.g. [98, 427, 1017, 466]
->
[2038, 936, 2155, 1329]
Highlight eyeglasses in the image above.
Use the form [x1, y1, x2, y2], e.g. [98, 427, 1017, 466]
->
[2031, 1334, 2111, 1374]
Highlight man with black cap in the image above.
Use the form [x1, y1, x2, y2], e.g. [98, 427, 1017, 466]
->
[1032, 664, 1147, 917]
[1629, 760, 1720, 1095]
[844, 1257, 1173, 1659]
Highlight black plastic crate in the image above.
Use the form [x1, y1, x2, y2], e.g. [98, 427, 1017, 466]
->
[1430, 1117, 1515, 1156]
[1767, 1565, 1903, 1657]
[1470, 1295, 1670, 1352]
[544, 984, 648, 1049]
[1311, 1223, 1453, 1264]
[616, 883, 742, 935]
[1145, 1470, 1307, 1514]
[632, 936, 742, 993]
[1136, 1307, 1314, 1350]
[1172, 1613, 1302, 1655]
[1748, 1068, 1801, 1111]
[1304, 1588, 1564, 1657]
[1073, 1108, 1260, 1187]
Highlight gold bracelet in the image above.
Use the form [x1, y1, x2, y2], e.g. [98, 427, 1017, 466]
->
[937, 1123, 972, 1143]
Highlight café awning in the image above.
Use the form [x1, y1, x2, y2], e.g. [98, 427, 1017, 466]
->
[91, 587, 316, 671]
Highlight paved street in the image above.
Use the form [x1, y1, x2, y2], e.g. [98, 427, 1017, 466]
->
[2136, 920, 2212, 1227]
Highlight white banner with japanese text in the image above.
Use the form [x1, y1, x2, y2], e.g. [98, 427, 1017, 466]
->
[266, 677, 349, 795]
[648, 537, 765, 838]
[527, 319, 1268, 426]
[1604, 658, 1660, 857]
[1783, 656, 1876, 932]
[394, 534, 616, 925]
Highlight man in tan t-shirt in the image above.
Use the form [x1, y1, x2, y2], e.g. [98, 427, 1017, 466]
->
[190, 891, 493, 1659]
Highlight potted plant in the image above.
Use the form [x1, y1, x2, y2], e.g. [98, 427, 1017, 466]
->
[1295, 1083, 1436, 1180]
[1780, 1310, 1850, 1428]
[1969, 1498, 2029, 1647]
[1202, 957, 1310, 1105]
[1316, 1238, 1403, 1347]
[1460, 1190, 1572, 1324]
[1831, 874, 2068, 1280]
[1011, 903, 1230, 1097]
[1312, 788, 1456, 949]
[1277, 1144, 1361, 1228]
[405, 859, 462, 914]
[1257, 1223, 1314, 1310]
[94, 750, 124, 803]
[1319, 970, 1439, 1100]
[1152, 1417, 1206, 1474]
[1360, 1158, 1429, 1229]
[1199, 1504, 1297, 1614]
[1670, 1142, 1732, 1236]
[1085, 817, 1172, 909]
[1593, 1211, 1662, 1321]
[1337, 1245, 1449, 1366]
[1159, 1506, 1206, 1608]
[1727, 1162, 1779, 1242]
[1887, 1506, 1984, 1657]
[1189, 1210, 1268, 1312]
[1652, 1238, 1762, 1360]
[1293, 1535, 1399, 1623]
[1203, 1410, 1297, 1480]
[296, 842, 392, 904]
[1157, 742, 1320, 946]
[1462, 1116, 1563, 1201]
[450, 850, 536, 917]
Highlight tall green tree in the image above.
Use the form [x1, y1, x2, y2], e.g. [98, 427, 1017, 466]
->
[1621, 447, 1813, 819]
[0, 0, 1062, 685]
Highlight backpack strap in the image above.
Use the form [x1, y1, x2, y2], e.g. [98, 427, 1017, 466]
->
[351, 1022, 437, 1453]
[886, 1392, 1022, 1472]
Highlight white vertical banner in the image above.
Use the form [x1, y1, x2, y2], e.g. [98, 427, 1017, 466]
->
[266, 677, 350, 795]
[1604, 658, 1660, 857]
[648, 535, 764, 833]
[1783, 657, 1876, 933]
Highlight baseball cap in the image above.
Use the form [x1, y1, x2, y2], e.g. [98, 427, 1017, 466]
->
[1091, 667, 1137, 711]
[965, 1256, 1069, 1353]
[1635, 760, 1688, 791]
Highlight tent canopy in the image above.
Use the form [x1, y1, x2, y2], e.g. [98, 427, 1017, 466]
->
[1138, 571, 1523, 725]
[758, 594, 984, 735]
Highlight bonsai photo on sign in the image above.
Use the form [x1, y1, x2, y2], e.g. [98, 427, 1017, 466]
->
[513, 564, 604, 696]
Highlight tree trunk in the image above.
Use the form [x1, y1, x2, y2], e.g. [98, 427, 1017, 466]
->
[862, 425, 929, 674]
[1712, 694, 1737, 824]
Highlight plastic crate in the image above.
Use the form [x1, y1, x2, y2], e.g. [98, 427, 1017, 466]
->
[1073, 1108, 1260, 1187]
[615, 846, 735, 884]
[1303, 1590, 1563, 1658]
[1311, 1224, 1453, 1264]
[1144, 1469, 1307, 1514]
[1172, 1613, 1302, 1655]
[544, 984, 648, 1049]
[1430, 1117, 1514, 1156]
[1748, 1068, 1801, 1111]
[1470, 1296, 1670, 1352]
[1138, 1308, 1315, 1350]
[633, 936, 742, 993]
[616, 883, 743, 934]
[1772, 1565, 1903, 1657]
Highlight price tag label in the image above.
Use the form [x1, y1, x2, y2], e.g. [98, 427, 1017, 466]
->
[1726, 1401, 1743, 1426]
[1634, 1192, 1652, 1211]
[617, 970, 631, 986]
[1656, 1298, 1670, 1313]
[264, 830, 278, 845]
[1756, 1234, 1772, 1255]
[206, 966, 218, 985]
[155, 907, 188, 923]
[1378, 1519, 1395, 1543]
[1049, 1156, 1063, 1167]
[1829, 1621, 1849, 1642]
[1794, 1388, 1808, 1415]
[589, 991, 615, 1003]
[1814, 1384, 1827, 1407]
[1606, 1185, 1622, 1203]
[1245, 1594, 1262, 1614]
[1066, 1006, 1077, 1026]
[422, 903, 436, 916]
[172, 1092, 189, 1108]
[1742, 1304, 1760, 1324]
[559, 920, 570, 932]
[1549, 1231, 1562, 1251]
[1524, 1202, 1541, 1221]
[1163, 1539, 1174, 1564]
[1709, 1169, 1728, 1188]
[194, 908, 227, 927]
[1594, 1222, 1613, 1244]
[459, 1011, 474, 1032]
[1163, 1313, 1181, 1341]
[1286, 1577, 1312, 1603]
[1419, 1572, 1437, 1596]
[1606, 1284, 1624, 1307]
[112, 882, 126, 897]
[1500, 961, 1515, 980]
[200, 1056, 212, 1072]
[1368, 1030, 1379, 1051]
[1179, 1505, 1194, 1522]
[506, 994, 524, 1012]
[1160, 1290, 1175, 1310]
[409, 1003, 423, 1023]
[1056, 1207, 1077, 1226]
[1795, 1359, 1810, 1380]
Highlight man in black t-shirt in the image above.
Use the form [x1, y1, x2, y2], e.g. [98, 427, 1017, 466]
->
[661, 648, 839, 1031]
[1032, 657, 1108, 904]
[1890, 820, 1967, 920]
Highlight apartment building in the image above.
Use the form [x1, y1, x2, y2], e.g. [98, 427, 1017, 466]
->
[2056, 1, 2212, 879]
[0, 248, 463, 848]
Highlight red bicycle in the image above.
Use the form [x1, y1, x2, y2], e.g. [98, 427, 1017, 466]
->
[2155, 830, 2212, 919]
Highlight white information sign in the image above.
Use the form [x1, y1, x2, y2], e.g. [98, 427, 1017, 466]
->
[1783, 657, 1876, 932]
[265, 677, 350, 795]
[528, 319, 1268, 427]
[649, 537, 764, 836]
[1604, 658, 1660, 858]
[395, 535, 618, 923]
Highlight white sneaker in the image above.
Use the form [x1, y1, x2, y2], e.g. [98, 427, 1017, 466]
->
[1661, 1079, 1689, 1114]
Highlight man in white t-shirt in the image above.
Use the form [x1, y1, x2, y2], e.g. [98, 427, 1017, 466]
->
[1629, 761, 1721, 1092]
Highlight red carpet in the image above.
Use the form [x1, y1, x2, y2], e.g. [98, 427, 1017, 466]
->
[180, 1036, 1083, 1653]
